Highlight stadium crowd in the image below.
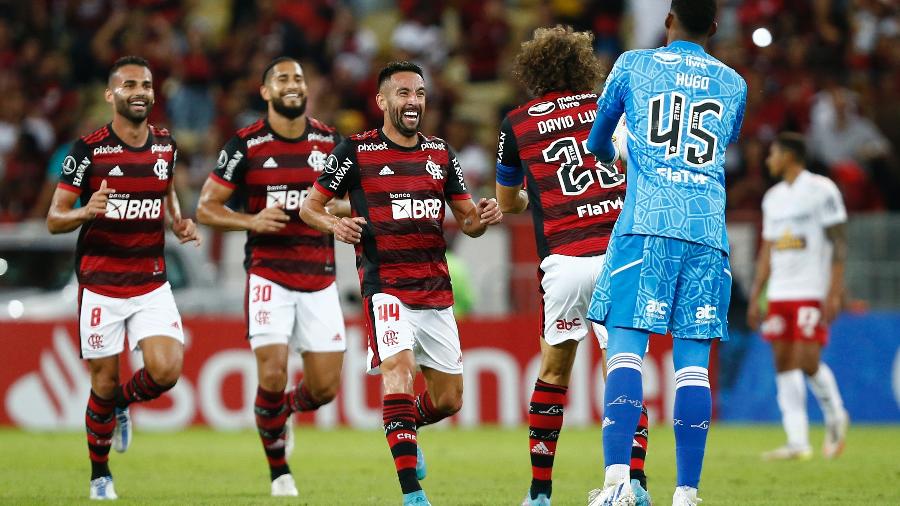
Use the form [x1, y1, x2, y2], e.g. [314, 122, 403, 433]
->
[0, 0, 898, 222]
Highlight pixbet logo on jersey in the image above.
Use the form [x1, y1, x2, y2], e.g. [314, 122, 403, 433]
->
[390, 193, 442, 219]
[105, 194, 162, 220]
[266, 185, 308, 210]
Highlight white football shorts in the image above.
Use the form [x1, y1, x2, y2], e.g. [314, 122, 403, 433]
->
[366, 292, 463, 375]
[539, 253, 609, 348]
[247, 274, 347, 353]
[80, 282, 184, 359]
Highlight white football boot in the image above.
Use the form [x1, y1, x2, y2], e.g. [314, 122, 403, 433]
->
[823, 409, 849, 459]
[89, 476, 118, 500]
[672, 486, 701, 506]
[271, 473, 298, 497]
[588, 477, 637, 506]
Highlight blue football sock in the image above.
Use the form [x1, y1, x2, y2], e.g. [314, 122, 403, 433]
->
[603, 352, 644, 468]
[672, 338, 712, 489]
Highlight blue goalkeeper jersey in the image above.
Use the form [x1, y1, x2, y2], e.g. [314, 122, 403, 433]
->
[596, 40, 747, 253]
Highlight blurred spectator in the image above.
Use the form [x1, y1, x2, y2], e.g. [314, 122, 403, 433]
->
[0, 0, 895, 224]
[459, 0, 511, 82]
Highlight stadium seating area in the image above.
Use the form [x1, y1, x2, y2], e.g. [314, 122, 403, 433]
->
[0, 0, 897, 220]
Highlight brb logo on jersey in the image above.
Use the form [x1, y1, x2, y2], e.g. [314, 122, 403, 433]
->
[105, 194, 162, 220]
[266, 185, 308, 210]
[390, 193, 442, 220]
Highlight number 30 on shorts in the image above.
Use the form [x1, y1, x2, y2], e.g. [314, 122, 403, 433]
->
[251, 284, 272, 303]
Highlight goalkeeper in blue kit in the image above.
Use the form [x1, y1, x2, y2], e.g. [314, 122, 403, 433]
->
[584, 1, 747, 505]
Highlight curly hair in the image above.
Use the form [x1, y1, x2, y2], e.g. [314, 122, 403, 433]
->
[513, 25, 605, 97]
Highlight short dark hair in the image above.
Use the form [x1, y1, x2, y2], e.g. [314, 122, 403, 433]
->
[262, 56, 301, 84]
[108, 56, 150, 84]
[670, 0, 717, 36]
[377, 61, 424, 89]
[774, 132, 806, 162]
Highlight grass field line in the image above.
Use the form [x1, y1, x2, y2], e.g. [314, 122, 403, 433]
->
[1, 425, 898, 505]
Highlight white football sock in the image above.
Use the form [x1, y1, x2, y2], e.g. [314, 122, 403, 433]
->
[807, 362, 845, 422]
[604, 464, 630, 488]
[776, 369, 809, 449]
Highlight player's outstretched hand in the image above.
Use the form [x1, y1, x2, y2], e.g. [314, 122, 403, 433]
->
[84, 179, 115, 219]
[173, 217, 202, 246]
[333, 216, 367, 244]
[746, 300, 761, 330]
[823, 290, 842, 325]
[477, 197, 503, 226]
[250, 206, 290, 234]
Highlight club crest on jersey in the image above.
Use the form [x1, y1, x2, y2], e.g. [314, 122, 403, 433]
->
[153, 158, 169, 180]
[308, 148, 326, 171]
[425, 156, 443, 179]
[528, 101, 556, 116]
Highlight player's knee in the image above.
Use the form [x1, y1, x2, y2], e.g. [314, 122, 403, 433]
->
[258, 368, 288, 392]
[91, 375, 119, 398]
[148, 362, 181, 388]
[309, 382, 339, 405]
[434, 391, 463, 416]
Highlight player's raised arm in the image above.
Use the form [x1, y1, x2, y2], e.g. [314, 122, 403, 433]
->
[196, 176, 289, 234]
[300, 186, 365, 244]
[747, 239, 772, 330]
[447, 197, 502, 238]
[47, 179, 114, 234]
[166, 180, 201, 246]
[494, 117, 528, 214]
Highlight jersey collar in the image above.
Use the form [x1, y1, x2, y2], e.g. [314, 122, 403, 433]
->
[667, 40, 705, 54]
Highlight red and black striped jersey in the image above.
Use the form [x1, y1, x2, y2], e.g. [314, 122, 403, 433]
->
[496, 91, 626, 259]
[57, 123, 176, 298]
[314, 129, 471, 309]
[210, 118, 342, 292]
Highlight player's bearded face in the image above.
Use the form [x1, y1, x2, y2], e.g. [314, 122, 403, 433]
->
[390, 99, 422, 137]
[109, 65, 155, 123]
[114, 91, 154, 123]
[272, 92, 307, 119]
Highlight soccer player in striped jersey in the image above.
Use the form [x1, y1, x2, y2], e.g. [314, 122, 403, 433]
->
[494, 26, 650, 506]
[196, 57, 348, 497]
[301, 61, 503, 506]
[585, 1, 747, 504]
[46, 56, 201, 500]
[748, 133, 849, 461]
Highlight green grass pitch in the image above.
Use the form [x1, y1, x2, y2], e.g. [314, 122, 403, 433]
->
[1, 425, 898, 505]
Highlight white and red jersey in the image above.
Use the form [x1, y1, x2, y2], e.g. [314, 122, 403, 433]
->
[496, 91, 626, 259]
[762, 170, 847, 301]
[210, 118, 342, 292]
[58, 124, 176, 298]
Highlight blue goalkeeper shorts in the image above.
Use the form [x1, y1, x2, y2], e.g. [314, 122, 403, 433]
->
[587, 234, 731, 341]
